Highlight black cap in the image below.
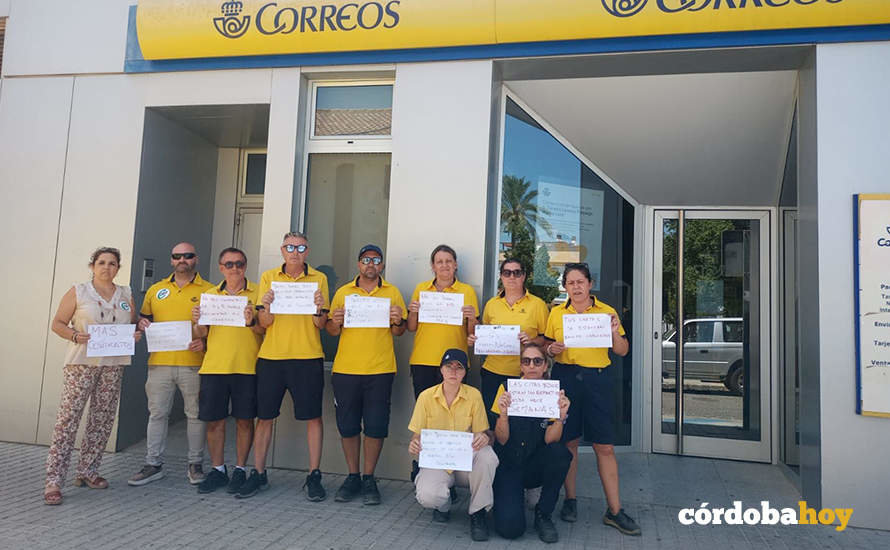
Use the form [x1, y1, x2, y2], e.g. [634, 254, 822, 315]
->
[358, 244, 383, 260]
[440, 348, 469, 369]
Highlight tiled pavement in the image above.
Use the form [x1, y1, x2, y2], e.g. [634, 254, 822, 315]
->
[3, 424, 888, 549]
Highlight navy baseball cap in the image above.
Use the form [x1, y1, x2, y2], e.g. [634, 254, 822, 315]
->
[440, 348, 469, 369]
[358, 244, 383, 260]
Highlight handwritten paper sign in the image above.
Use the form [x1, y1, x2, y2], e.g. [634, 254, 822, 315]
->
[474, 325, 520, 356]
[344, 295, 391, 328]
[563, 313, 612, 348]
[507, 379, 560, 418]
[199, 294, 248, 327]
[418, 291, 464, 326]
[419, 429, 473, 472]
[86, 324, 135, 357]
[269, 281, 317, 315]
[145, 321, 192, 352]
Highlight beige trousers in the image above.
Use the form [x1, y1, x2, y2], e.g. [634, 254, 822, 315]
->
[414, 446, 499, 514]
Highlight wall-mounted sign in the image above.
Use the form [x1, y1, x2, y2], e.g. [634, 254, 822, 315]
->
[135, 0, 890, 61]
[854, 194, 890, 418]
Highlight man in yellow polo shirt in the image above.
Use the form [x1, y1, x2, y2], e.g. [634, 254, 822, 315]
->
[190, 247, 264, 495]
[325, 244, 406, 506]
[129, 242, 213, 487]
[238, 231, 329, 501]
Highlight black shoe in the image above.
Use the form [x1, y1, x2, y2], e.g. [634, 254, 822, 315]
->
[234, 469, 268, 499]
[362, 475, 381, 506]
[197, 467, 229, 494]
[450, 486, 458, 504]
[603, 508, 641, 536]
[226, 468, 247, 494]
[470, 510, 489, 541]
[303, 469, 326, 502]
[534, 506, 559, 543]
[410, 459, 419, 483]
[560, 498, 577, 523]
[432, 509, 450, 523]
[335, 473, 361, 502]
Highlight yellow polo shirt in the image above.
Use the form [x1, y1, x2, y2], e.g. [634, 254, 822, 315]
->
[409, 278, 479, 366]
[478, 291, 550, 376]
[199, 280, 262, 375]
[329, 276, 407, 375]
[257, 264, 330, 360]
[545, 297, 625, 368]
[141, 272, 213, 366]
[408, 383, 490, 434]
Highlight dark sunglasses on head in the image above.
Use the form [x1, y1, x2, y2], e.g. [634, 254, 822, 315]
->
[520, 356, 546, 366]
[360, 256, 383, 265]
[220, 261, 246, 269]
[283, 244, 308, 253]
[171, 253, 196, 260]
[501, 269, 525, 278]
[564, 262, 588, 270]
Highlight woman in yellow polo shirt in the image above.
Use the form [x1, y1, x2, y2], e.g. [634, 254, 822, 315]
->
[544, 263, 639, 536]
[468, 258, 548, 424]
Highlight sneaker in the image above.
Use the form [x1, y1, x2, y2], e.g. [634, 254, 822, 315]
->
[187, 463, 205, 485]
[560, 498, 577, 523]
[603, 508, 641, 536]
[197, 467, 228, 494]
[128, 464, 165, 486]
[235, 469, 268, 499]
[534, 506, 559, 544]
[470, 509, 490, 541]
[227, 468, 247, 494]
[303, 469, 326, 502]
[335, 473, 362, 502]
[362, 475, 381, 506]
[432, 509, 450, 523]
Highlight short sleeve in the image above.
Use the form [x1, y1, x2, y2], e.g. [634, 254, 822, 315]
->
[328, 286, 346, 319]
[535, 299, 549, 334]
[471, 393, 490, 432]
[258, 270, 272, 300]
[481, 299, 494, 325]
[392, 288, 408, 320]
[408, 395, 428, 434]
[319, 273, 330, 310]
[139, 286, 154, 316]
[490, 384, 506, 415]
[544, 308, 559, 340]
[465, 286, 480, 317]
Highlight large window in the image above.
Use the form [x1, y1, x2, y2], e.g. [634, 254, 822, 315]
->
[500, 97, 635, 444]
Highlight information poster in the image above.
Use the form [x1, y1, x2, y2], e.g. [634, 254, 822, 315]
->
[474, 325, 520, 356]
[86, 324, 136, 357]
[418, 291, 464, 326]
[563, 313, 612, 348]
[344, 295, 391, 328]
[418, 429, 473, 472]
[199, 294, 248, 327]
[145, 321, 192, 352]
[506, 379, 560, 418]
[269, 282, 317, 315]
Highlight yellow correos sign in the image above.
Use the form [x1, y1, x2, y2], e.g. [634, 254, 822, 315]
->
[136, 0, 890, 61]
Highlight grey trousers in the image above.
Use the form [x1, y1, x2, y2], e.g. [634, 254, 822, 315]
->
[145, 366, 205, 466]
[415, 446, 499, 515]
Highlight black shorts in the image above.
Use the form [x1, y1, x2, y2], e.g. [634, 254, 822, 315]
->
[551, 362, 616, 445]
[256, 358, 324, 421]
[198, 374, 257, 421]
[331, 373, 395, 439]
[410, 364, 443, 399]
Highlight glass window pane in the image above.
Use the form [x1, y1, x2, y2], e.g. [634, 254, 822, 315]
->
[304, 153, 391, 361]
[314, 85, 393, 137]
[244, 153, 266, 195]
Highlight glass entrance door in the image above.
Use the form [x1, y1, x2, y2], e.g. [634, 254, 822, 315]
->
[652, 210, 771, 462]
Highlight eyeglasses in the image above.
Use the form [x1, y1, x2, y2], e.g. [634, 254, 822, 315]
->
[283, 244, 308, 253]
[360, 256, 382, 265]
[520, 356, 546, 366]
[171, 253, 196, 260]
[220, 261, 246, 269]
[501, 269, 525, 278]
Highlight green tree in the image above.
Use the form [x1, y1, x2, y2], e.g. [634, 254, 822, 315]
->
[503, 224, 561, 304]
[500, 175, 553, 247]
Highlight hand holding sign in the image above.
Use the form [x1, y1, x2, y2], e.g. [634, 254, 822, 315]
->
[418, 429, 473, 472]
[563, 313, 613, 348]
[86, 324, 136, 357]
[269, 282, 318, 315]
[199, 294, 248, 327]
[473, 325, 520, 355]
[418, 291, 464, 326]
[507, 379, 561, 418]
[344, 295, 391, 328]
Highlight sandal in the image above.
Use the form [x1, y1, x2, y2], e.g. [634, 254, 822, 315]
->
[73, 475, 109, 489]
[44, 486, 63, 506]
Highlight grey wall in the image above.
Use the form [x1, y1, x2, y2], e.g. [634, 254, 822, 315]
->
[118, 109, 219, 451]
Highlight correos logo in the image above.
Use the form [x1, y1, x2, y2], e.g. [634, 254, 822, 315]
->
[214, 0, 251, 38]
[602, 0, 845, 18]
[212, 0, 401, 38]
[601, 0, 648, 17]
[877, 226, 890, 247]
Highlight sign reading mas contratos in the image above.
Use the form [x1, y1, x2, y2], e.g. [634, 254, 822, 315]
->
[136, 0, 890, 60]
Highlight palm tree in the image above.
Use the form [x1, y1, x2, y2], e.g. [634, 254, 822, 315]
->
[500, 175, 553, 247]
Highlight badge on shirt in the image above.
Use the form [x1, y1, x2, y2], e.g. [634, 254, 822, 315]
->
[120, 301, 131, 311]
[156, 288, 170, 300]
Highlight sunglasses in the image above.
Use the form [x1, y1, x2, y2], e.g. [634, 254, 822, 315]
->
[565, 262, 589, 270]
[520, 356, 547, 366]
[171, 253, 196, 260]
[220, 261, 246, 269]
[501, 269, 525, 278]
[283, 244, 308, 253]
[360, 256, 383, 265]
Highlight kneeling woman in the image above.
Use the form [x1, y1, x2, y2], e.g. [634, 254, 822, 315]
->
[491, 343, 571, 543]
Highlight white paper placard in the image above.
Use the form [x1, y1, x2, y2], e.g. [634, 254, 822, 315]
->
[269, 281, 318, 315]
[418, 291, 464, 326]
[563, 313, 612, 348]
[419, 429, 473, 472]
[199, 294, 248, 327]
[344, 295, 391, 328]
[145, 321, 192, 352]
[474, 325, 520, 356]
[507, 379, 560, 418]
[86, 324, 135, 357]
